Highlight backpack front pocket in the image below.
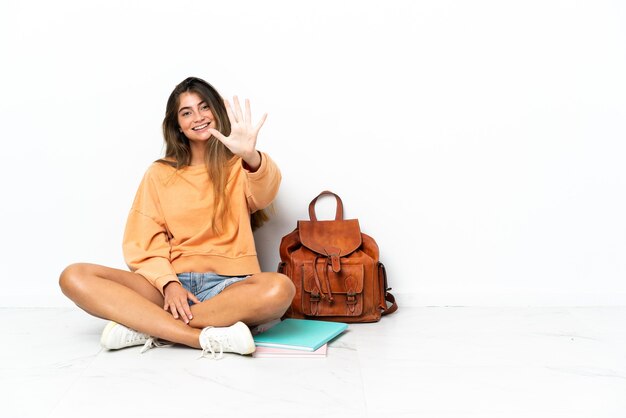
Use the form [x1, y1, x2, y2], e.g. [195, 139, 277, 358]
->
[301, 261, 364, 317]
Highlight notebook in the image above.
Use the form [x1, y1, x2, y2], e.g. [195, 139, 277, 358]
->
[253, 344, 328, 358]
[253, 318, 348, 351]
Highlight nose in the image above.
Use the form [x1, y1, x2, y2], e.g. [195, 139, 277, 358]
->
[193, 112, 206, 123]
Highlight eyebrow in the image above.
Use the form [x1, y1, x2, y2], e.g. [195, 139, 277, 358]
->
[178, 101, 208, 114]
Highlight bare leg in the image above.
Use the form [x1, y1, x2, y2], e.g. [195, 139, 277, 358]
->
[59, 264, 295, 347]
[187, 272, 296, 329]
[59, 263, 202, 348]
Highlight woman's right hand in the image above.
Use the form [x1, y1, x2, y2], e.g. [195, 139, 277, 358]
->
[163, 281, 200, 324]
[208, 96, 266, 171]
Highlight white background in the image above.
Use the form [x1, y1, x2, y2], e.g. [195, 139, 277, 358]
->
[1, 0, 625, 307]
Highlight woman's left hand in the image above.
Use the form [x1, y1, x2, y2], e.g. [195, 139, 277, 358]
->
[208, 96, 267, 171]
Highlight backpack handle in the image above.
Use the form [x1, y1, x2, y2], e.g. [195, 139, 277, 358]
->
[308, 190, 344, 221]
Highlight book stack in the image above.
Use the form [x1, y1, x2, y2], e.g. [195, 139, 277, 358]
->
[252, 318, 348, 358]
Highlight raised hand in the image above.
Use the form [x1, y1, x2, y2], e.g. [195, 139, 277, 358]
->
[208, 96, 267, 170]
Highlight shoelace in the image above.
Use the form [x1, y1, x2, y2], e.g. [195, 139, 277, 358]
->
[200, 329, 232, 360]
[140, 337, 173, 354]
[120, 327, 148, 346]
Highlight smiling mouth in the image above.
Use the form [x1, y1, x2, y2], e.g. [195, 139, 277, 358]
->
[192, 122, 210, 131]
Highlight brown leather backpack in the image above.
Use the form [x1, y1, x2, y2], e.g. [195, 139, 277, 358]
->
[278, 191, 398, 323]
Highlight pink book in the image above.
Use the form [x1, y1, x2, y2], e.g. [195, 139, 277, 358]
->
[253, 344, 328, 358]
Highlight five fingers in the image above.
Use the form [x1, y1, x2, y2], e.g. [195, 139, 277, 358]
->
[210, 96, 266, 161]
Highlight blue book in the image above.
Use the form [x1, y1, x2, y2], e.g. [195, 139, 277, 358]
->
[253, 319, 348, 351]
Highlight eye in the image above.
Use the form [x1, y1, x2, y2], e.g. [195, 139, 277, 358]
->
[201, 104, 210, 111]
[181, 111, 191, 117]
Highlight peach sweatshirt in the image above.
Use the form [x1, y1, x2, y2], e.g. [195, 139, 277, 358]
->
[123, 152, 281, 294]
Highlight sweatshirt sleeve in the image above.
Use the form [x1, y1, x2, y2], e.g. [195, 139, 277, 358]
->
[123, 167, 179, 294]
[244, 152, 282, 213]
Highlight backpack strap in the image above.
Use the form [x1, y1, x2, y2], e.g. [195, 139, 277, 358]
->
[308, 190, 344, 221]
[383, 292, 398, 316]
[379, 263, 398, 316]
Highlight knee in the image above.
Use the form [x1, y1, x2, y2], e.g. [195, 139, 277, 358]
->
[263, 273, 295, 306]
[59, 263, 91, 297]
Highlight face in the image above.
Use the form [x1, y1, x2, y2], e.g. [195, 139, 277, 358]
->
[177, 91, 216, 142]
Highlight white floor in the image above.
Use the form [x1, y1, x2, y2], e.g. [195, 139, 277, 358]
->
[1, 306, 625, 418]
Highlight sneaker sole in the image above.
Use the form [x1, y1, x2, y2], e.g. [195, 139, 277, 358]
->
[100, 321, 119, 349]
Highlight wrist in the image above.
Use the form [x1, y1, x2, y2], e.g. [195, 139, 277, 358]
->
[242, 150, 262, 172]
[163, 281, 181, 291]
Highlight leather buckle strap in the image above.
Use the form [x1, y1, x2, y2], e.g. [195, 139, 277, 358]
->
[310, 292, 320, 315]
[346, 291, 357, 305]
[313, 255, 334, 302]
[346, 291, 357, 313]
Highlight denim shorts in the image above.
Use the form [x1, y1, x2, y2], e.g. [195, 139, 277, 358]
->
[177, 272, 250, 304]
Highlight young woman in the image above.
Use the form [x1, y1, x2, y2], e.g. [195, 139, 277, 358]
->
[59, 77, 295, 359]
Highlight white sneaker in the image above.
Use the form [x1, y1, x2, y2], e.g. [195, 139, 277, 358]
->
[100, 321, 170, 354]
[199, 321, 256, 359]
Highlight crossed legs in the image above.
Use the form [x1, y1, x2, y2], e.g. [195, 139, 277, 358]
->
[59, 263, 295, 349]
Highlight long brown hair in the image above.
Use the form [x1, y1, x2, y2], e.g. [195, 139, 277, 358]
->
[161, 77, 269, 231]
